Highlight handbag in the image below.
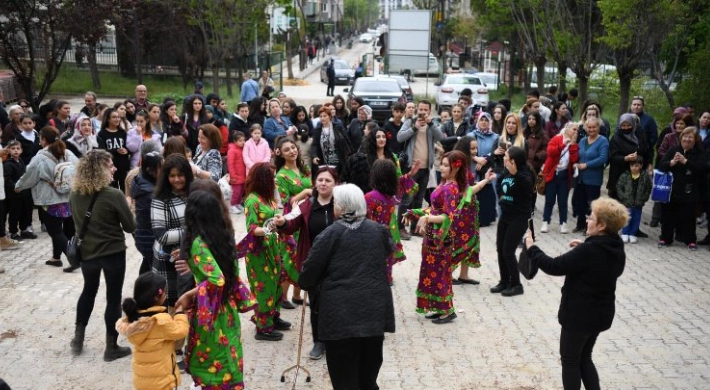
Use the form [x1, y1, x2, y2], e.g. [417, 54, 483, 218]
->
[66, 192, 100, 268]
[535, 170, 546, 195]
[518, 219, 538, 280]
[218, 174, 233, 203]
[651, 169, 673, 203]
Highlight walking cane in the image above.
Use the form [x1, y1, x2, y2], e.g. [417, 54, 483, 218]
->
[280, 291, 311, 388]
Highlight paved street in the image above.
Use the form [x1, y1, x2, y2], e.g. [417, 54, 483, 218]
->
[0, 195, 709, 389]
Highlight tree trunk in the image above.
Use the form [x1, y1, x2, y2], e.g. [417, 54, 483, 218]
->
[577, 74, 589, 105]
[286, 31, 294, 80]
[225, 59, 233, 98]
[212, 64, 220, 95]
[87, 43, 101, 90]
[116, 33, 136, 78]
[507, 51, 514, 99]
[662, 87, 675, 109]
[535, 57, 546, 94]
[617, 69, 633, 118]
[557, 60, 567, 92]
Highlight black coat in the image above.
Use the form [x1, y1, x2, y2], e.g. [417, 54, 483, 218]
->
[15, 131, 41, 166]
[311, 122, 353, 175]
[439, 120, 471, 152]
[607, 129, 650, 197]
[658, 145, 709, 204]
[3, 158, 30, 200]
[528, 234, 626, 333]
[131, 173, 157, 257]
[298, 219, 395, 340]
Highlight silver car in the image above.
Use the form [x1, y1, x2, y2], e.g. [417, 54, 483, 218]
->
[320, 58, 355, 85]
[435, 74, 489, 112]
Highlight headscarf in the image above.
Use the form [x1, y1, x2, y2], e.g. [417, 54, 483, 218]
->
[358, 105, 372, 120]
[618, 113, 638, 146]
[476, 112, 493, 134]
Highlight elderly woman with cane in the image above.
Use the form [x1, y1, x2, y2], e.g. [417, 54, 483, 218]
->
[298, 184, 395, 390]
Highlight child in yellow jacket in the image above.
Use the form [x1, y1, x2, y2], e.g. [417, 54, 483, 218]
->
[116, 273, 190, 390]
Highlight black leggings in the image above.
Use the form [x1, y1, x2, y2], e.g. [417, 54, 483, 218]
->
[495, 218, 527, 287]
[75, 251, 126, 337]
[560, 328, 600, 390]
[39, 208, 75, 260]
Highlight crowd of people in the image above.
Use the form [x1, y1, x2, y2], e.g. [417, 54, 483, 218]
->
[0, 79, 708, 390]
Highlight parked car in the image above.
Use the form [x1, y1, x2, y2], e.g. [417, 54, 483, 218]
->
[473, 72, 499, 91]
[344, 77, 407, 124]
[359, 33, 373, 43]
[413, 53, 440, 76]
[386, 74, 414, 102]
[320, 57, 355, 85]
[435, 74, 489, 113]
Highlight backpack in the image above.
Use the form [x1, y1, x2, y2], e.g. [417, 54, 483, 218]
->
[41, 151, 75, 194]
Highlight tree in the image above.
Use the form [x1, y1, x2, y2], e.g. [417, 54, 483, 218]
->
[0, 0, 73, 111]
[63, 0, 120, 89]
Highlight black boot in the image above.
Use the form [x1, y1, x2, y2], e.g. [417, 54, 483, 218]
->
[70, 324, 86, 356]
[104, 334, 131, 362]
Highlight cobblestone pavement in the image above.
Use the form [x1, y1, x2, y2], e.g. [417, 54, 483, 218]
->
[0, 197, 709, 390]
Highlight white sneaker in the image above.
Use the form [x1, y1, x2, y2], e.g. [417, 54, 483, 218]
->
[560, 223, 569, 234]
[629, 236, 638, 244]
[540, 222, 549, 233]
[229, 206, 241, 214]
[236, 205, 244, 213]
[621, 235, 629, 243]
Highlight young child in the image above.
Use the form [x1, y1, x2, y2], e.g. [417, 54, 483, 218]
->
[17, 114, 41, 166]
[243, 124, 271, 174]
[229, 102, 250, 136]
[616, 156, 652, 243]
[227, 131, 247, 214]
[3, 140, 36, 240]
[116, 272, 189, 390]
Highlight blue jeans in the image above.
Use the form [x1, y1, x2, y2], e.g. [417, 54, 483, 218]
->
[543, 170, 569, 224]
[622, 206, 642, 236]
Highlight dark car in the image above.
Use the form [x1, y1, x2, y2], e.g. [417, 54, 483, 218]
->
[320, 58, 355, 85]
[344, 77, 407, 125]
[387, 74, 414, 102]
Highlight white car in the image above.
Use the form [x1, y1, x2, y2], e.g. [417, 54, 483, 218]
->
[359, 33, 373, 43]
[435, 74, 489, 112]
[414, 53, 440, 76]
[473, 72, 499, 91]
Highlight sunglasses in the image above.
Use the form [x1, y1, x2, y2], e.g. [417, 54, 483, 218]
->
[632, 96, 644, 102]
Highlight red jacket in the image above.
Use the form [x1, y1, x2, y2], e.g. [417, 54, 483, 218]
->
[218, 123, 229, 155]
[542, 134, 579, 187]
[227, 143, 246, 185]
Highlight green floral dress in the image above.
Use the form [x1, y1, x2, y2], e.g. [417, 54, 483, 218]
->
[185, 236, 256, 390]
[275, 166, 311, 279]
[243, 193, 296, 333]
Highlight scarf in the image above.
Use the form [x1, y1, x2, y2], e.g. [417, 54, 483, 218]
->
[336, 213, 364, 230]
[476, 112, 493, 134]
[618, 113, 639, 146]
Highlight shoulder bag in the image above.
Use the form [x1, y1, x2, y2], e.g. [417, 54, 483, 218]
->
[66, 192, 100, 267]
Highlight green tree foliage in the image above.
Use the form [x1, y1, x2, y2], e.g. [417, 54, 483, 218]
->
[0, 0, 74, 110]
[344, 0, 379, 32]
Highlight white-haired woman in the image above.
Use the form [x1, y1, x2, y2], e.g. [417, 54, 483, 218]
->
[299, 184, 395, 390]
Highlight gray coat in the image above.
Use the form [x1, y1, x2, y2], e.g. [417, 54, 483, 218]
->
[396, 117, 444, 169]
[15, 148, 79, 205]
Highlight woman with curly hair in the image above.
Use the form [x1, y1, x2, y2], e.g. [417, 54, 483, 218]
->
[182, 95, 209, 152]
[68, 149, 136, 361]
[404, 150, 469, 324]
[242, 162, 296, 341]
[175, 190, 256, 390]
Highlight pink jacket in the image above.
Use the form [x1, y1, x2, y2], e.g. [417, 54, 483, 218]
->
[243, 138, 271, 173]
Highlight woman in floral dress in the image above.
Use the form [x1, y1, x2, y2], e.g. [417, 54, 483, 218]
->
[450, 136, 497, 284]
[404, 151, 476, 324]
[177, 190, 256, 390]
[241, 162, 296, 341]
[274, 137, 312, 306]
[365, 158, 418, 284]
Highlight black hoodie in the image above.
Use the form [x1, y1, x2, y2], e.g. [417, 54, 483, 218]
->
[528, 234, 626, 333]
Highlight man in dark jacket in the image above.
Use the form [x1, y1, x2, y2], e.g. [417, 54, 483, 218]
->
[299, 184, 394, 390]
[326, 59, 336, 97]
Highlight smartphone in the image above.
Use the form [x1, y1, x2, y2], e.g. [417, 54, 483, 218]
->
[528, 218, 535, 242]
[418, 112, 426, 120]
